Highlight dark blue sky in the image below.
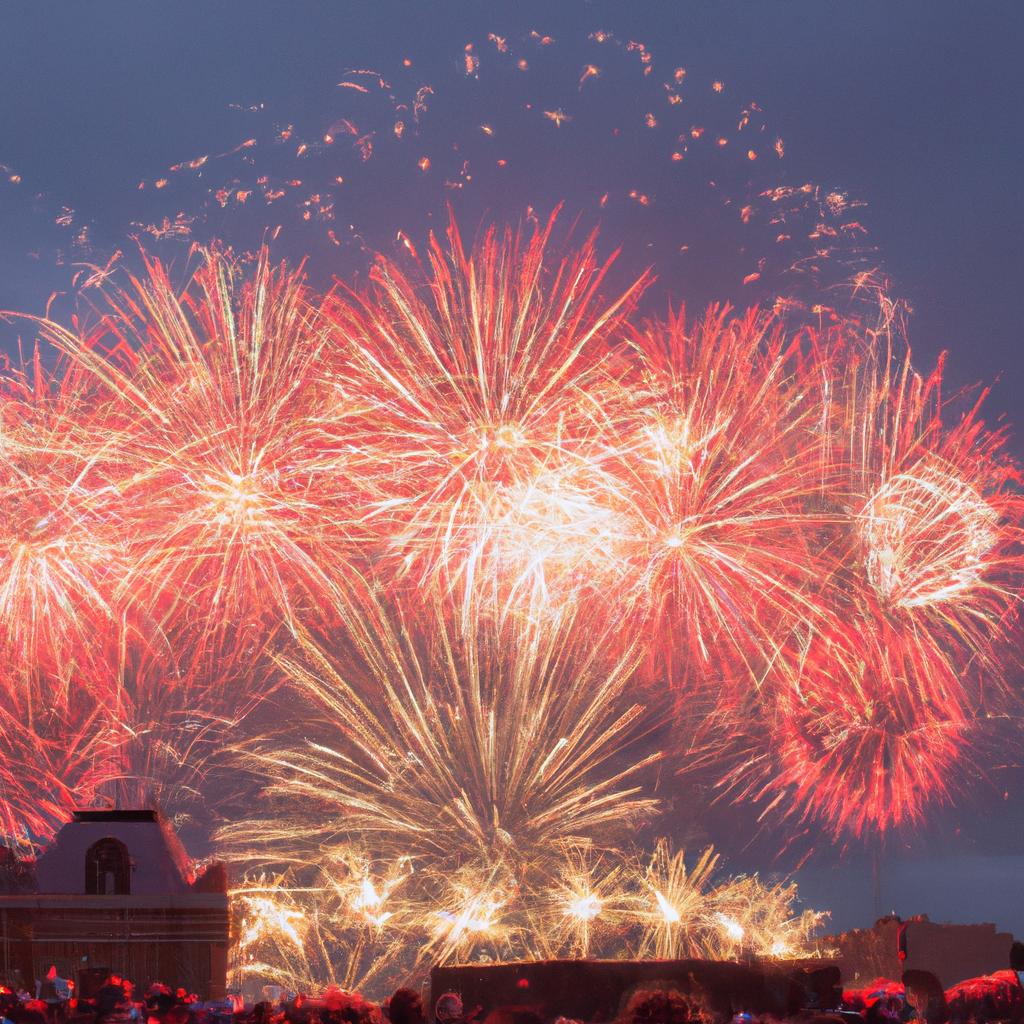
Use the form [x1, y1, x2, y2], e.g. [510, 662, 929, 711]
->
[1, 1, 1023, 937]
[2, 1, 1023, 425]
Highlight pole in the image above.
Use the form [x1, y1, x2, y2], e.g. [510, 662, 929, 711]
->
[872, 840, 882, 919]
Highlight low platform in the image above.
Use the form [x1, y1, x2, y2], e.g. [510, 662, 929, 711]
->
[430, 957, 842, 1023]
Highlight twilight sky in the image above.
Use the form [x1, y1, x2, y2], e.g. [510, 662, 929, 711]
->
[1, 1, 1023, 937]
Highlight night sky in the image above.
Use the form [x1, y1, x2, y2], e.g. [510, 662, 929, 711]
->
[1, 1, 1023, 939]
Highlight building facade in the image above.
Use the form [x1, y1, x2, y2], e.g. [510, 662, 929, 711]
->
[0, 810, 228, 999]
[828, 914, 1015, 988]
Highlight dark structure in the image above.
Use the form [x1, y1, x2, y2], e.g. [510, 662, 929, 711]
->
[0, 810, 228, 999]
[828, 914, 1015, 988]
[430, 958, 842, 1023]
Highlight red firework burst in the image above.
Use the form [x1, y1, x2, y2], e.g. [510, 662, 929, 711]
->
[0, 349, 126, 695]
[327, 209, 648, 612]
[760, 618, 971, 837]
[829, 324, 1023, 672]
[39, 249, 366, 663]
[601, 306, 830, 682]
[0, 677, 118, 848]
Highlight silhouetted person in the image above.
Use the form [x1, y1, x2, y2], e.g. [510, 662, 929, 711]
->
[386, 991, 424, 1024]
[434, 994, 463, 1024]
[145, 984, 173, 1017]
[615, 989, 704, 1024]
[903, 971, 948, 1024]
[95, 979, 125, 1024]
[1012, 941, 1024, 989]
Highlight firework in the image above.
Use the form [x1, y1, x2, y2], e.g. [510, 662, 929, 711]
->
[220, 585, 662, 876]
[0, 677, 117, 849]
[708, 874, 828, 959]
[839, 339, 1023, 672]
[230, 861, 418, 997]
[861, 462, 998, 610]
[634, 840, 720, 960]
[97, 644, 264, 832]
[603, 306, 829, 682]
[424, 859, 521, 967]
[37, 249, 364, 662]
[234, 877, 309, 955]
[327, 210, 647, 614]
[530, 842, 633, 959]
[722, 616, 973, 837]
[329, 851, 416, 931]
[0, 350, 125, 694]
[231, 875, 336, 994]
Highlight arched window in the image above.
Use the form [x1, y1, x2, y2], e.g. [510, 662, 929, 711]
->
[84, 838, 131, 895]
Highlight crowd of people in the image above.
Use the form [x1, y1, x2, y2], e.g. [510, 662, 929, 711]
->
[0, 974, 236, 1024]
[3, 965, 1024, 1024]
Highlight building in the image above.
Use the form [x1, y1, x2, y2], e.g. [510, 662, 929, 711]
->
[827, 914, 1015, 988]
[0, 810, 228, 999]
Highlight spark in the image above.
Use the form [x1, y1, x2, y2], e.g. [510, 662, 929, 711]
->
[326, 209, 647, 613]
[566, 893, 602, 921]
[34, 249, 366, 664]
[716, 913, 745, 943]
[219, 589, 662, 878]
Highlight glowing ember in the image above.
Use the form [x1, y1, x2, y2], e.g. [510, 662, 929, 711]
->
[566, 892, 602, 922]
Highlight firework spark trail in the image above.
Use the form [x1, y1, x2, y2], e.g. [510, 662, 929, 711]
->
[708, 874, 828, 959]
[105, 26, 871, 312]
[634, 840, 720, 960]
[219, 584, 663, 876]
[862, 464, 999, 610]
[327, 209, 648, 616]
[35, 249, 366, 665]
[601, 305, 834, 683]
[231, 878, 325, 992]
[528, 842, 634, 959]
[0, 620, 265, 851]
[0, 349, 126, 695]
[96, 641, 266, 829]
[423, 859, 523, 967]
[759, 621, 971, 837]
[0, 677, 118, 848]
